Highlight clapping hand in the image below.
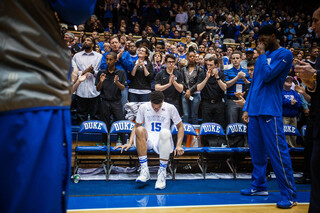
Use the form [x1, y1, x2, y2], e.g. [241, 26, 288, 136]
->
[114, 75, 119, 83]
[237, 71, 246, 79]
[79, 72, 89, 82]
[100, 73, 106, 82]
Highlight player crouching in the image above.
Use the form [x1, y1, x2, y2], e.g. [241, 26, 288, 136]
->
[116, 91, 184, 189]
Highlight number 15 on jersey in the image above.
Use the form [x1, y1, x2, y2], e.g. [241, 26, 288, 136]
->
[151, 122, 161, 131]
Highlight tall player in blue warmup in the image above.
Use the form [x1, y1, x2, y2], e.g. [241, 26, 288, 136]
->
[0, 0, 96, 212]
[241, 25, 297, 209]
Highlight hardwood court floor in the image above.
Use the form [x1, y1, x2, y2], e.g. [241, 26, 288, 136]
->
[68, 204, 309, 213]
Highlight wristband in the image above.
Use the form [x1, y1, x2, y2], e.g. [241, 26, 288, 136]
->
[216, 78, 221, 80]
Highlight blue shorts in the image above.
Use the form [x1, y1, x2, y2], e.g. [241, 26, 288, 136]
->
[0, 107, 72, 213]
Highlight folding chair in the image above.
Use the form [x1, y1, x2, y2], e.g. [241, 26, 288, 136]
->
[108, 120, 135, 179]
[283, 124, 303, 154]
[170, 123, 205, 180]
[199, 123, 235, 179]
[226, 123, 249, 179]
[73, 120, 108, 183]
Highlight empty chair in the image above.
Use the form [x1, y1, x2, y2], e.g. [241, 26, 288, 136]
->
[199, 123, 235, 179]
[170, 123, 205, 180]
[73, 120, 108, 183]
[108, 120, 135, 178]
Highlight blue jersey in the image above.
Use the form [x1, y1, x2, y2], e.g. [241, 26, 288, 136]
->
[224, 66, 251, 96]
[243, 47, 293, 116]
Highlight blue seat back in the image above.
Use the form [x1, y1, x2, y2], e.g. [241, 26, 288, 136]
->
[171, 123, 197, 136]
[226, 123, 247, 136]
[199, 123, 225, 136]
[110, 120, 135, 134]
[79, 120, 108, 134]
[283, 125, 301, 137]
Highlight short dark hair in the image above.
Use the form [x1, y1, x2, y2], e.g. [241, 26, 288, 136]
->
[207, 56, 219, 65]
[247, 60, 256, 67]
[231, 50, 242, 57]
[165, 54, 176, 62]
[258, 25, 277, 37]
[150, 91, 164, 104]
[107, 51, 117, 59]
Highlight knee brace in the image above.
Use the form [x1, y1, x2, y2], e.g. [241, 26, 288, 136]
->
[159, 129, 171, 160]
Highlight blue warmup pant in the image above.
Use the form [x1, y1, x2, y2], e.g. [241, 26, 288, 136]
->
[0, 107, 72, 213]
[248, 115, 297, 201]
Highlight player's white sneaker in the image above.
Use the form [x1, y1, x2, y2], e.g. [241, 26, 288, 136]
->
[155, 168, 166, 190]
[136, 166, 150, 183]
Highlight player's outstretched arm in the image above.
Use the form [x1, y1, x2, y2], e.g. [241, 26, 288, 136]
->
[115, 124, 138, 153]
[174, 121, 184, 156]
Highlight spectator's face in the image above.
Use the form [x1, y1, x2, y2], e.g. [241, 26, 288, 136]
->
[110, 38, 120, 52]
[208, 47, 214, 53]
[106, 54, 116, 68]
[104, 32, 110, 40]
[156, 44, 164, 53]
[64, 34, 73, 43]
[188, 52, 196, 64]
[247, 65, 254, 78]
[231, 53, 241, 67]
[312, 8, 320, 37]
[103, 43, 111, 52]
[128, 43, 136, 54]
[170, 45, 177, 53]
[253, 50, 259, 59]
[198, 56, 204, 64]
[177, 45, 185, 53]
[198, 45, 205, 53]
[92, 31, 99, 40]
[83, 37, 94, 50]
[246, 51, 254, 61]
[138, 47, 148, 59]
[186, 35, 191, 42]
[165, 57, 176, 69]
[227, 47, 233, 55]
[206, 60, 216, 71]
[134, 26, 140, 33]
[174, 31, 180, 38]
[311, 48, 319, 57]
[153, 53, 161, 62]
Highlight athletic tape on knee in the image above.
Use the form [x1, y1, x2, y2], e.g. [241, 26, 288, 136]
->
[159, 129, 171, 160]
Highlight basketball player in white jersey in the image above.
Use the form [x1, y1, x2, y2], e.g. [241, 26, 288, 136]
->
[116, 91, 184, 189]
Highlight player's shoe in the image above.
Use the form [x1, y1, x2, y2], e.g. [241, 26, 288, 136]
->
[155, 168, 166, 190]
[240, 188, 268, 196]
[136, 166, 150, 183]
[276, 200, 297, 209]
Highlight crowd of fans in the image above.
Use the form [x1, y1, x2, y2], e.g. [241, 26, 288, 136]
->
[63, 0, 319, 148]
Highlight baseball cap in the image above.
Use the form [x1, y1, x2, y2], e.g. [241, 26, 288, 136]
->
[246, 48, 254, 52]
[177, 42, 186, 48]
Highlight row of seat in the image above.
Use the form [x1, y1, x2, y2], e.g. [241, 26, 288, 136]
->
[73, 120, 305, 182]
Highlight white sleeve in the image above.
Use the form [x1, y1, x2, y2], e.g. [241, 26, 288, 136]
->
[170, 105, 182, 125]
[135, 104, 145, 124]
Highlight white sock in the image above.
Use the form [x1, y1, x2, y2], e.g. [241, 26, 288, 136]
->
[139, 156, 148, 168]
[159, 160, 168, 170]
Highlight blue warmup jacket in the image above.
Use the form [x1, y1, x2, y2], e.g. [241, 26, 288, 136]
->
[243, 47, 293, 116]
[282, 89, 302, 118]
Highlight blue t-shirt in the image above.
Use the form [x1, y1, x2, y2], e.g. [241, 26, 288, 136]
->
[243, 47, 293, 117]
[282, 89, 302, 118]
[224, 66, 251, 96]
